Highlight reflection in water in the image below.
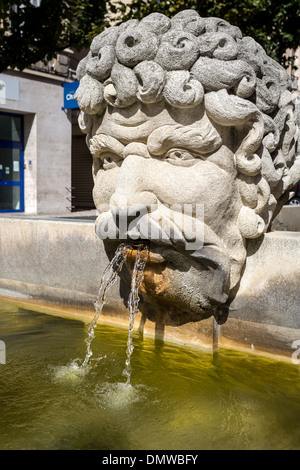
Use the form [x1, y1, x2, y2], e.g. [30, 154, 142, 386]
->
[0, 300, 300, 450]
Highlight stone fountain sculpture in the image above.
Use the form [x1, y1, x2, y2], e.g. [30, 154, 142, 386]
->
[75, 10, 300, 326]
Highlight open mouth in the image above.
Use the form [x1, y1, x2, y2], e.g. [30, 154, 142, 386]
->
[98, 208, 231, 304]
[126, 249, 164, 264]
[102, 234, 231, 319]
[120, 238, 230, 293]
[98, 209, 230, 273]
[125, 241, 167, 265]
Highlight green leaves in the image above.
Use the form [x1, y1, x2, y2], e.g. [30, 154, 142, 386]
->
[111, 0, 300, 68]
[1, 0, 299, 73]
[0, 0, 108, 72]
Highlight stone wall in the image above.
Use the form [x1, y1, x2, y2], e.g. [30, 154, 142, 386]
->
[276, 206, 300, 232]
[0, 217, 299, 361]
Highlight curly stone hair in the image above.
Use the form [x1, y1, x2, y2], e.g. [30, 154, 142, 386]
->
[75, 10, 300, 239]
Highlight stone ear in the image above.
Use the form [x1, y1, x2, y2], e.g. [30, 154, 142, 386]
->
[238, 174, 271, 239]
[75, 75, 106, 115]
[235, 118, 264, 177]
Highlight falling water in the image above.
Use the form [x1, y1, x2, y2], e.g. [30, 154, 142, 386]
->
[122, 245, 149, 385]
[80, 241, 148, 386]
[81, 243, 132, 368]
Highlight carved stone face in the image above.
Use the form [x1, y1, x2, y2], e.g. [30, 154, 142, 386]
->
[75, 10, 300, 322]
[89, 101, 243, 319]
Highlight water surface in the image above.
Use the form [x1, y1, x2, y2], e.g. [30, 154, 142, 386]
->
[0, 300, 300, 450]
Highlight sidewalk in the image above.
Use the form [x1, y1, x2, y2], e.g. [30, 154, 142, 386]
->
[0, 209, 98, 221]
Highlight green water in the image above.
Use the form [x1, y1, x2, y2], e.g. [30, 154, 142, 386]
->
[0, 300, 300, 450]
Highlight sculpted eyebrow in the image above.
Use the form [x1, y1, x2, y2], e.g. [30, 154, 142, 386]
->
[91, 134, 125, 158]
[147, 122, 222, 157]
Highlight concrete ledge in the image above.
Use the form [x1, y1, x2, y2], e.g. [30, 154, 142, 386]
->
[218, 318, 300, 362]
[276, 205, 300, 231]
[0, 217, 300, 361]
[229, 231, 300, 329]
[0, 217, 215, 350]
[0, 218, 108, 296]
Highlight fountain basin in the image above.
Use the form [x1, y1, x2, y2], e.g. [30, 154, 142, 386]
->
[0, 216, 299, 362]
[1, 299, 300, 450]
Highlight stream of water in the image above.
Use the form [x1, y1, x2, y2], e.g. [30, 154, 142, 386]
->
[81, 243, 132, 368]
[122, 245, 149, 384]
[82, 243, 149, 388]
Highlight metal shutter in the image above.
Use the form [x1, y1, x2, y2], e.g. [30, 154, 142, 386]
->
[71, 135, 95, 211]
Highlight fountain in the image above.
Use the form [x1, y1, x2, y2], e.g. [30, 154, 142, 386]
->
[73, 10, 300, 356]
[0, 9, 299, 360]
[0, 9, 300, 451]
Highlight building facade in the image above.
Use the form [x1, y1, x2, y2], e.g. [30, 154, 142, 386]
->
[0, 43, 298, 215]
[0, 61, 95, 215]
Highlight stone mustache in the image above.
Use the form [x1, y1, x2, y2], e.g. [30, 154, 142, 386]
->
[75, 10, 300, 324]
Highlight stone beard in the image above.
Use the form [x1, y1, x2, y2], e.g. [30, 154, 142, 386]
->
[75, 10, 300, 323]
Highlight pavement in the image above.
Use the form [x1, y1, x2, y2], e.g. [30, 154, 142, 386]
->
[0, 209, 98, 222]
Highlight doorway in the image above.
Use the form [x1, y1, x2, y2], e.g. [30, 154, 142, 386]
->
[71, 134, 95, 211]
[0, 112, 24, 212]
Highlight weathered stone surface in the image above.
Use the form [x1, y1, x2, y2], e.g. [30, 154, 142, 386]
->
[0, 218, 299, 359]
[75, 10, 300, 325]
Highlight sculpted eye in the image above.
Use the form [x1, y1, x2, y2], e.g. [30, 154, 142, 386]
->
[165, 149, 199, 166]
[102, 153, 123, 170]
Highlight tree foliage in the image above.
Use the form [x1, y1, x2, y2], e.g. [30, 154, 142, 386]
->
[115, 0, 300, 68]
[0, 0, 108, 73]
[1, 0, 299, 73]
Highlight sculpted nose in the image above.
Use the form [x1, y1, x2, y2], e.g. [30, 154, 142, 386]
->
[110, 190, 158, 210]
[109, 154, 158, 211]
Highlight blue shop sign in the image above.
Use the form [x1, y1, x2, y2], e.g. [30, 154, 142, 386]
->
[63, 81, 79, 109]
